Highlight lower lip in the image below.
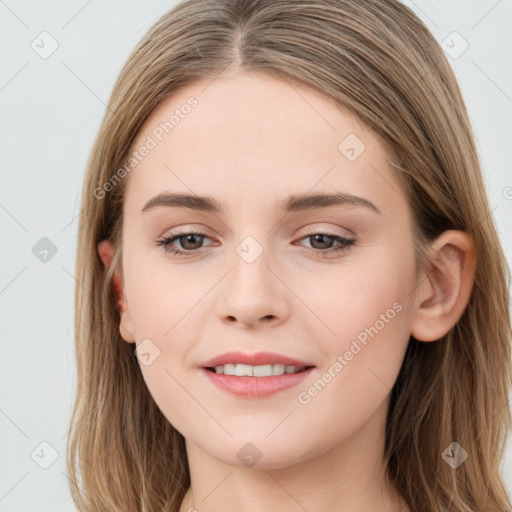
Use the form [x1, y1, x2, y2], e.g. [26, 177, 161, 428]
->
[201, 367, 315, 398]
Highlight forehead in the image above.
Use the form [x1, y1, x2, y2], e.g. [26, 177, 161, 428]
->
[126, 71, 404, 216]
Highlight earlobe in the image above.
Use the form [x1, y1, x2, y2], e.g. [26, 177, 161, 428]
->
[119, 310, 136, 344]
[410, 230, 477, 342]
[97, 239, 136, 344]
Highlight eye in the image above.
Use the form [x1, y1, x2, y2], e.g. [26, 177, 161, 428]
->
[155, 229, 355, 258]
[155, 231, 213, 257]
[296, 231, 355, 256]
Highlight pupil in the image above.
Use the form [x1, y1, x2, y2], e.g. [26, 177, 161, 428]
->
[182, 234, 202, 250]
[312, 234, 331, 249]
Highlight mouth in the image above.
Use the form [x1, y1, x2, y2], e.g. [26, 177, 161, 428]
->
[200, 350, 314, 370]
[201, 364, 315, 398]
[199, 351, 316, 398]
[204, 363, 314, 377]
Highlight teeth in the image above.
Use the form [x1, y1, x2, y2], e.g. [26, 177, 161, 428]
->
[235, 363, 253, 377]
[253, 364, 273, 377]
[212, 363, 305, 377]
[223, 364, 235, 375]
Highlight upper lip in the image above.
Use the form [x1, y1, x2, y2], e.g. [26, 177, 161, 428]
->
[201, 351, 315, 368]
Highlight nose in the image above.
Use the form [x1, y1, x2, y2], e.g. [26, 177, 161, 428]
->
[216, 245, 290, 329]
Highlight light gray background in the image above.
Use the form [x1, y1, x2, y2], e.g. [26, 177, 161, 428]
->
[1, 1, 511, 510]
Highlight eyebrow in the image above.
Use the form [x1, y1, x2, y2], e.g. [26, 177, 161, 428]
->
[141, 191, 381, 215]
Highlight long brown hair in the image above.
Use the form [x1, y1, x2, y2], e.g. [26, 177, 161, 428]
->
[67, 1, 512, 510]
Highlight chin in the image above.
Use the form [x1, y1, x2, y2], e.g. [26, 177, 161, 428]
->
[195, 433, 321, 470]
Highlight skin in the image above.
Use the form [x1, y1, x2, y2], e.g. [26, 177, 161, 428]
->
[98, 71, 476, 512]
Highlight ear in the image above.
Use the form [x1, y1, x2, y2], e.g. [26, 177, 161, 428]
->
[410, 230, 477, 342]
[97, 239, 136, 343]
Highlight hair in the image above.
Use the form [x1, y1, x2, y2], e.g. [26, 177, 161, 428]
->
[67, 0, 512, 510]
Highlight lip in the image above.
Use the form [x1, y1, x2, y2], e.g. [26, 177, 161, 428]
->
[199, 351, 316, 399]
[201, 366, 315, 398]
[200, 351, 314, 368]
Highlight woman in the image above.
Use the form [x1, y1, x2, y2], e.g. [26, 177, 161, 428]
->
[67, 1, 512, 510]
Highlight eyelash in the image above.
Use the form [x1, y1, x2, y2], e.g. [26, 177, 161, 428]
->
[155, 229, 355, 258]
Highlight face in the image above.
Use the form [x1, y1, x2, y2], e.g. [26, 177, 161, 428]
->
[111, 71, 421, 468]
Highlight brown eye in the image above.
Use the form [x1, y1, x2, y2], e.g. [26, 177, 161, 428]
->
[298, 232, 355, 256]
[156, 231, 212, 256]
[175, 233, 205, 251]
[308, 234, 336, 250]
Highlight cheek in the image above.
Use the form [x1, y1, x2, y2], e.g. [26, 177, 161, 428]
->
[126, 269, 202, 430]
[291, 301, 410, 460]
[291, 250, 413, 415]
[124, 246, 207, 339]
[293, 246, 412, 348]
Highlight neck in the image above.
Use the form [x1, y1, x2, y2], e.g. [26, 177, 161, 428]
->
[179, 398, 409, 512]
